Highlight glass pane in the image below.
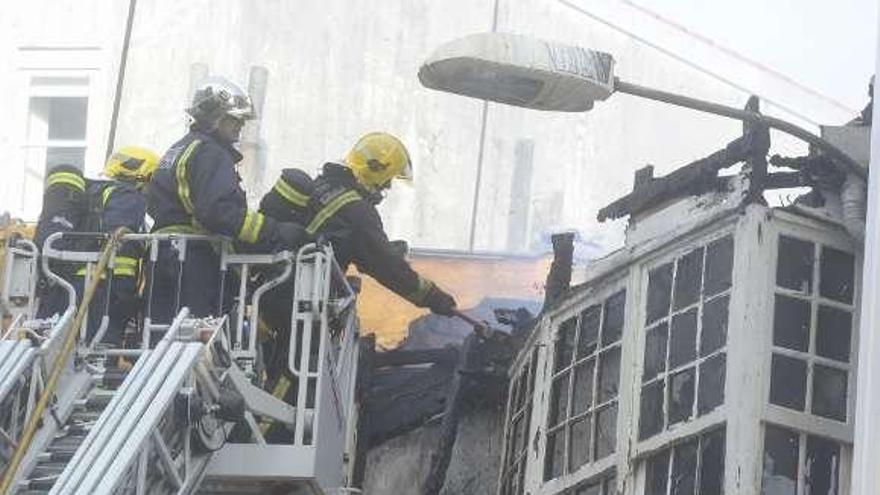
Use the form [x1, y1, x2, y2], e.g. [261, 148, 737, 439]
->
[549, 374, 570, 427]
[647, 450, 671, 495]
[672, 439, 698, 495]
[806, 436, 840, 495]
[644, 322, 668, 382]
[544, 429, 565, 481]
[669, 367, 696, 426]
[640, 380, 665, 440]
[647, 263, 674, 324]
[773, 295, 811, 352]
[704, 235, 734, 297]
[579, 305, 601, 357]
[594, 404, 617, 460]
[776, 236, 814, 294]
[571, 359, 595, 416]
[598, 347, 621, 403]
[812, 365, 848, 421]
[820, 247, 855, 304]
[555, 317, 577, 372]
[700, 295, 729, 356]
[602, 290, 626, 345]
[699, 428, 726, 495]
[576, 480, 602, 495]
[28, 96, 88, 141]
[569, 415, 591, 471]
[670, 309, 698, 369]
[45, 147, 85, 171]
[762, 425, 799, 495]
[674, 247, 704, 310]
[770, 354, 807, 411]
[816, 305, 852, 362]
[698, 354, 726, 416]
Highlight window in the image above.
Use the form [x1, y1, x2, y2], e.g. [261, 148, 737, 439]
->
[500, 347, 539, 495]
[645, 427, 725, 495]
[639, 236, 733, 440]
[23, 75, 90, 173]
[564, 471, 616, 495]
[545, 290, 625, 481]
[761, 424, 842, 495]
[769, 236, 855, 422]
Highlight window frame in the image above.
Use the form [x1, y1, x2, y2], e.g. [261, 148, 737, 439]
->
[762, 218, 860, 445]
[634, 231, 735, 454]
[499, 346, 541, 495]
[759, 421, 852, 495]
[537, 279, 629, 494]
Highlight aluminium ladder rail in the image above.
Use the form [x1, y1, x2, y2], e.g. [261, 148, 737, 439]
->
[50, 309, 225, 495]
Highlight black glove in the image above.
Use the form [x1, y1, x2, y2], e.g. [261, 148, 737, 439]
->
[276, 222, 310, 251]
[424, 285, 457, 316]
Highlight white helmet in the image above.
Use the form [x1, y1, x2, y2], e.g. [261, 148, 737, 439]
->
[186, 77, 255, 129]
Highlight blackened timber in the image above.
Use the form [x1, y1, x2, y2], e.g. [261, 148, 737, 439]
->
[597, 134, 750, 221]
[543, 232, 575, 309]
[352, 335, 376, 489]
[373, 347, 460, 368]
[423, 334, 482, 495]
[742, 96, 771, 203]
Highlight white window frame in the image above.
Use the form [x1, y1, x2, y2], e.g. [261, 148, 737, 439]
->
[8, 47, 107, 220]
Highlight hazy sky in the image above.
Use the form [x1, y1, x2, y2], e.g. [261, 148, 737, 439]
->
[630, 0, 878, 109]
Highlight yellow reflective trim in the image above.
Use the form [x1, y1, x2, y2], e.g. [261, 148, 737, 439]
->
[47, 172, 85, 191]
[175, 139, 201, 215]
[306, 190, 360, 235]
[272, 179, 309, 207]
[272, 376, 291, 400]
[112, 267, 137, 277]
[237, 210, 264, 244]
[405, 276, 434, 305]
[101, 185, 116, 206]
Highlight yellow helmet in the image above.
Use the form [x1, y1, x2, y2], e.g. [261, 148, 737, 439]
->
[103, 145, 160, 181]
[344, 132, 413, 193]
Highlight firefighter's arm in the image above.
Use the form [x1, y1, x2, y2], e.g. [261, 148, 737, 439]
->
[102, 185, 146, 277]
[352, 204, 457, 315]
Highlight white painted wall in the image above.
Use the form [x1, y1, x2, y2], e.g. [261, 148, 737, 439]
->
[0, 0, 860, 257]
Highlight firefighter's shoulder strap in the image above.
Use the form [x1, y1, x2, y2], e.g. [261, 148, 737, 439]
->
[305, 186, 361, 236]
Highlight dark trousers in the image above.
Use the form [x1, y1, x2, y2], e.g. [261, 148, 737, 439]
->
[79, 276, 139, 346]
[148, 243, 233, 325]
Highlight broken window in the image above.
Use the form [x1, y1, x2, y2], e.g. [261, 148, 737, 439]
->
[771, 236, 855, 422]
[762, 425, 842, 495]
[571, 471, 616, 495]
[545, 289, 625, 481]
[812, 364, 847, 421]
[673, 247, 704, 310]
[770, 354, 807, 411]
[704, 236, 734, 297]
[773, 295, 810, 352]
[647, 263, 674, 324]
[819, 246, 855, 304]
[640, 236, 732, 440]
[816, 305, 852, 363]
[645, 427, 726, 495]
[776, 236, 814, 294]
[500, 348, 538, 495]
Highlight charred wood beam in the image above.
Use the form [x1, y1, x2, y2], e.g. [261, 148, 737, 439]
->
[765, 172, 811, 189]
[543, 232, 575, 309]
[373, 347, 460, 368]
[423, 334, 482, 495]
[597, 134, 750, 221]
[742, 96, 771, 203]
[351, 334, 376, 489]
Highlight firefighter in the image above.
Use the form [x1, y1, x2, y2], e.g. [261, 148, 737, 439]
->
[77, 146, 159, 347]
[34, 164, 88, 319]
[147, 76, 307, 323]
[257, 133, 457, 440]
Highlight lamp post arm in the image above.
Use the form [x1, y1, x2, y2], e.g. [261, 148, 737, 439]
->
[614, 78, 867, 180]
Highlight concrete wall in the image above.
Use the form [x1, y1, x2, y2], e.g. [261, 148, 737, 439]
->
[362, 404, 505, 494]
[1, 0, 850, 256]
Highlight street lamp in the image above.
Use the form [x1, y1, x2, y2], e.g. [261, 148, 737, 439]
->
[418, 32, 865, 180]
[420, 31, 878, 492]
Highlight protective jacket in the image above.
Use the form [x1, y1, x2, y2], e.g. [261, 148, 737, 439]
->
[147, 129, 285, 249]
[34, 165, 88, 253]
[260, 162, 437, 307]
[81, 180, 146, 277]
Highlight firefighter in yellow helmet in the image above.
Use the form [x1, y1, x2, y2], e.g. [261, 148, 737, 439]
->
[78, 146, 159, 346]
[260, 132, 457, 319]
